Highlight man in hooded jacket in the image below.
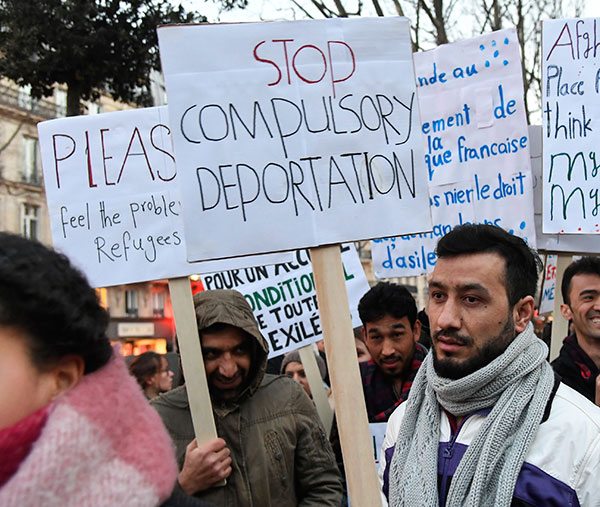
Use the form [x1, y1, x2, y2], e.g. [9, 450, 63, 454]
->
[152, 289, 343, 506]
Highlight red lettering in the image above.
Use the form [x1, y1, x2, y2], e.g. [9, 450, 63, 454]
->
[253, 40, 282, 86]
[546, 23, 574, 61]
[292, 44, 327, 84]
[116, 127, 155, 184]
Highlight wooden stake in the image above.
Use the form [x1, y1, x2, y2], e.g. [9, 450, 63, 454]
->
[549, 254, 572, 362]
[168, 277, 219, 443]
[298, 345, 334, 434]
[310, 245, 380, 507]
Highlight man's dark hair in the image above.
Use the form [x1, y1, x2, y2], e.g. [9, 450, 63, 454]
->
[358, 282, 417, 327]
[0, 232, 112, 374]
[435, 224, 542, 306]
[129, 351, 162, 389]
[561, 256, 600, 305]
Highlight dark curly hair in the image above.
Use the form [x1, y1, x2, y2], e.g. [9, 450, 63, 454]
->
[358, 282, 417, 327]
[0, 232, 112, 374]
[435, 224, 542, 306]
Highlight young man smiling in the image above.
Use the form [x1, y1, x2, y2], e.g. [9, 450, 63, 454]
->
[552, 256, 600, 405]
[379, 224, 600, 507]
[152, 289, 342, 506]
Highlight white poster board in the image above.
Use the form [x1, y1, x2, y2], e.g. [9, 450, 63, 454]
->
[158, 18, 432, 262]
[38, 107, 294, 287]
[530, 125, 600, 253]
[371, 29, 536, 278]
[539, 254, 558, 314]
[200, 243, 369, 357]
[542, 18, 600, 234]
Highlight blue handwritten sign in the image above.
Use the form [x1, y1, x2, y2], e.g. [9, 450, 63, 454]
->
[372, 28, 536, 278]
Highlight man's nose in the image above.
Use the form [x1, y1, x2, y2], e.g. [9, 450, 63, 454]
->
[292, 372, 301, 383]
[435, 298, 461, 330]
[381, 338, 395, 356]
[218, 354, 238, 377]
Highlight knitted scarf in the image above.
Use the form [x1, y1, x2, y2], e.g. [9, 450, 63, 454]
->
[389, 323, 554, 507]
[0, 348, 178, 507]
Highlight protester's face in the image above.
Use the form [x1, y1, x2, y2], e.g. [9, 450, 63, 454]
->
[202, 326, 252, 400]
[427, 252, 526, 379]
[284, 361, 312, 397]
[0, 326, 58, 429]
[355, 338, 371, 362]
[363, 315, 420, 378]
[151, 357, 173, 393]
[562, 273, 600, 344]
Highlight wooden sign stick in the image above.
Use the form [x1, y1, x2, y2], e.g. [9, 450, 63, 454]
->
[168, 277, 220, 445]
[549, 254, 572, 362]
[310, 244, 380, 506]
[298, 345, 334, 434]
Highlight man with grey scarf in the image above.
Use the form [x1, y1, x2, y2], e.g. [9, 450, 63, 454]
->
[378, 224, 600, 507]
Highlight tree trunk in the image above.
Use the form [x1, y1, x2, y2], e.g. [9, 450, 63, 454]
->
[66, 80, 84, 117]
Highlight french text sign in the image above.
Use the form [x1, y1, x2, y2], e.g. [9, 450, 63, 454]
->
[201, 244, 369, 357]
[542, 18, 600, 234]
[38, 107, 293, 287]
[158, 18, 432, 262]
[372, 29, 535, 278]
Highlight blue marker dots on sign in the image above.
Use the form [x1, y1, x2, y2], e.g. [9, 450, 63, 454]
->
[520, 221, 526, 230]
[494, 50, 499, 58]
[485, 61, 490, 67]
[492, 40, 497, 46]
[503, 60, 509, 66]
[480, 44, 485, 50]
[504, 37, 509, 45]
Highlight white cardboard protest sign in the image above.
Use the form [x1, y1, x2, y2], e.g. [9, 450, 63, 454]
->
[530, 125, 600, 253]
[542, 18, 600, 235]
[38, 107, 293, 287]
[539, 254, 558, 314]
[158, 18, 432, 262]
[371, 29, 536, 278]
[201, 243, 369, 357]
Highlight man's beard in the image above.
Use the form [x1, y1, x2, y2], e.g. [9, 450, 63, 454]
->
[208, 370, 247, 401]
[432, 315, 515, 380]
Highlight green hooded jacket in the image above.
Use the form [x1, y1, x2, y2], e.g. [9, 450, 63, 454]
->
[152, 289, 342, 506]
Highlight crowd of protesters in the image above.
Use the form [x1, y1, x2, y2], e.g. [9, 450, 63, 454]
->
[2, 224, 600, 505]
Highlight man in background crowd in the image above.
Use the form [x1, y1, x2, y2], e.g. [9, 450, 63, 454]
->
[129, 351, 174, 400]
[552, 256, 600, 405]
[380, 224, 600, 506]
[358, 282, 427, 422]
[152, 289, 342, 506]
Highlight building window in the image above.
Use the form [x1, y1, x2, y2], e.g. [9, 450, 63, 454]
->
[21, 204, 39, 240]
[22, 136, 42, 185]
[152, 292, 165, 317]
[55, 89, 67, 117]
[125, 290, 139, 318]
[18, 85, 33, 110]
[87, 102, 103, 115]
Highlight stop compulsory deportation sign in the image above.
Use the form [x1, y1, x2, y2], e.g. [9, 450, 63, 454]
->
[157, 17, 432, 261]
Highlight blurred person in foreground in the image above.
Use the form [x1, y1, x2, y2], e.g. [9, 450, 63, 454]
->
[129, 351, 174, 400]
[552, 256, 600, 405]
[380, 224, 600, 506]
[151, 289, 342, 506]
[0, 233, 190, 506]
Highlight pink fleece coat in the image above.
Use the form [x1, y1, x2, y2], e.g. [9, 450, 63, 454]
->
[0, 348, 178, 506]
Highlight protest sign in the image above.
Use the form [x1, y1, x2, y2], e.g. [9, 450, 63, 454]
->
[200, 243, 368, 357]
[157, 18, 432, 262]
[530, 125, 599, 253]
[542, 18, 600, 235]
[539, 254, 558, 314]
[38, 106, 293, 287]
[371, 28, 536, 278]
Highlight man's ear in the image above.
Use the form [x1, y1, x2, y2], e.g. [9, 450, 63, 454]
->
[560, 303, 573, 321]
[513, 295, 535, 334]
[48, 355, 84, 402]
[412, 320, 422, 342]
